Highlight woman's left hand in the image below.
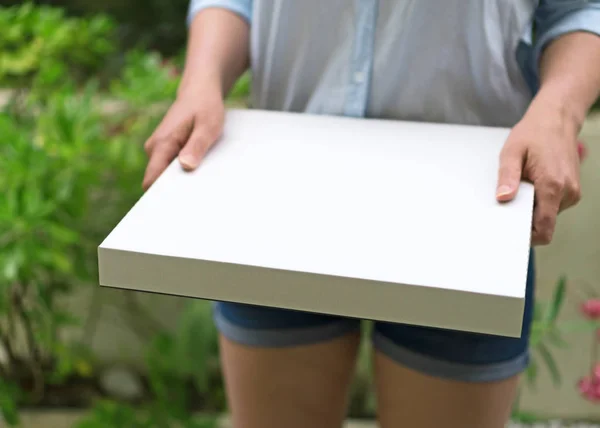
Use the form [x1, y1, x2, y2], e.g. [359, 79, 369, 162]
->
[495, 102, 582, 246]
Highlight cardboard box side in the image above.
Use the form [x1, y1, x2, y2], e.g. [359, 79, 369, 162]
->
[98, 247, 525, 337]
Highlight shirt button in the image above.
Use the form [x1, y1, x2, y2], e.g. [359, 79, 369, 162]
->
[353, 71, 366, 83]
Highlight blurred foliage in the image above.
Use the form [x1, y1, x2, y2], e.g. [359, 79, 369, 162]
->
[0, 2, 116, 93]
[110, 50, 180, 106]
[512, 277, 600, 421]
[77, 400, 218, 428]
[77, 303, 222, 428]
[0, 0, 190, 56]
[0, 80, 146, 425]
[0, 3, 245, 425]
[527, 276, 568, 389]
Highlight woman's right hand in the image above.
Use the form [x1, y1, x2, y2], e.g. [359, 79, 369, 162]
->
[142, 86, 225, 190]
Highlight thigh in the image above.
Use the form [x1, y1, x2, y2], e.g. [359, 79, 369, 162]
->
[215, 302, 361, 428]
[374, 352, 519, 428]
[373, 250, 535, 428]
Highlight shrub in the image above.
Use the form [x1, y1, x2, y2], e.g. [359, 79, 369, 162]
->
[0, 6, 233, 426]
[0, 80, 148, 424]
[0, 2, 116, 93]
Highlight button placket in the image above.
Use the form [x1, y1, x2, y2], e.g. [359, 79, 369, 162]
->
[344, 0, 379, 118]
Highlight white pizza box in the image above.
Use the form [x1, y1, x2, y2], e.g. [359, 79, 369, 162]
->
[98, 109, 534, 337]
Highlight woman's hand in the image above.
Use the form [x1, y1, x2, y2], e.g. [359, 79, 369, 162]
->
[496, 100, 582, 246]
[141, 7, 250, 190]
[142, 85, 225, 190]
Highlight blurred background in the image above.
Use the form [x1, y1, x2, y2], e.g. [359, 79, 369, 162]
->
[0, 1, 600, 427]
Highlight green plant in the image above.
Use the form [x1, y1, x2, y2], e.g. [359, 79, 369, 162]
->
[512, 276, 600, 421]
[110, 50, 250, 109]
[77, 301, 223, 428]
[0, 5, 248, 425]
[576, 291, 600, 402]
[110, 50, 180, 107]
[228, 72, 251, 103]
[146, 301, 224, 412]
[0, 377, 21, 426]
[0, 2, 116, 94]
[0, 78, 148, 424]
[526, 276, 568, 388]
[50, 0, 191, 55]
[77, 399, 218, 428]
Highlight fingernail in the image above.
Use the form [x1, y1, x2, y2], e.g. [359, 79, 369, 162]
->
[179, 155, 198, 169]
[496, 185, 512, 197]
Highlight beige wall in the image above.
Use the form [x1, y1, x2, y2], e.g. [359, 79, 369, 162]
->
[519, 113, 600, 420]
[72, 114, 600, 420]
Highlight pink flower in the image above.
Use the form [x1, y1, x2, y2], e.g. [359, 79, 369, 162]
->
[579, 376, 594, 393]
[578, 376, 600, 401]
[594, 363, 600, 380]
[581, 299, 600, 319]
[578, 140, 588, 162]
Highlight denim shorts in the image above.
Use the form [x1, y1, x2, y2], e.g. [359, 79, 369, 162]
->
[214, 251, 535, 383]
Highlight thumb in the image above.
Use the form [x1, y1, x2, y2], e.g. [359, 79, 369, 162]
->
[496, 144, 524, 202]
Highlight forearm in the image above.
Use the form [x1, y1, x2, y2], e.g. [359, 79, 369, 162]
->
[179, 8, 250, 99]
[533, 32, 600, 133]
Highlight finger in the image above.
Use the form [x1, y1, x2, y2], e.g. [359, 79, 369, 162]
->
[142, 122, 192, 190]
[142, 119, 194, 190]
[178, 121, 222, 171]
[144, 125, 165, 157]
[144, 115, 193, 157]
[531, 187, 561, 246]
[531, 203, 558, 246]
[496, 144, 525, 202]
[558, 176, 581, 212]
[142, 138, 181, 190]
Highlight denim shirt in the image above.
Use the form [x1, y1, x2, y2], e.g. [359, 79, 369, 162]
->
[188, 0, 600, 127]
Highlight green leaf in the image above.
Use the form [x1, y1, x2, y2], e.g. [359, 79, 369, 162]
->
[52, 310, 80, 328]
[537, 342, 561, 387]
[525, 357, 538, 389]
[529, 324, 544, 348]
[49, 342, 92, 383]
[547, 329, 569, 349]
[38, 248, 74, 275]
[175, 301, 218, 392]
[544, 275, 566, 326]
[558, 320, 600, 333]
[228, 72, 251, 100]
[187, 415, 219, 428]
[76, 400, 148, 428]
[0, 378, 21, 426]
[1, 247, 25, 281]
[46, 222, 79, 245]
[511, 410, 542, 424]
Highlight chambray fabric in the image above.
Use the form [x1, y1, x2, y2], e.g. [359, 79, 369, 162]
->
[185, 0, 598, 381]
[188, 0, 600, 124]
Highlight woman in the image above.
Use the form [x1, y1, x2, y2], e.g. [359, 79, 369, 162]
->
[143, 1, 600, 427]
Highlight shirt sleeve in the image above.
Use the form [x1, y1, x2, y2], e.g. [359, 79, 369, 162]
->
[523, 0, 600, 93]
[187, 0, 252, 26]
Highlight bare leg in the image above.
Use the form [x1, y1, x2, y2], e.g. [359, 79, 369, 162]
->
[220, 332, 361, 428]
[375, 351, 519, 428]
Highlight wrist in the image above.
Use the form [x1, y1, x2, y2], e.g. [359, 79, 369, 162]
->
[530, 85, 585, 136]
[527, 87, 583, 138]
[178, 68, 224, 100]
